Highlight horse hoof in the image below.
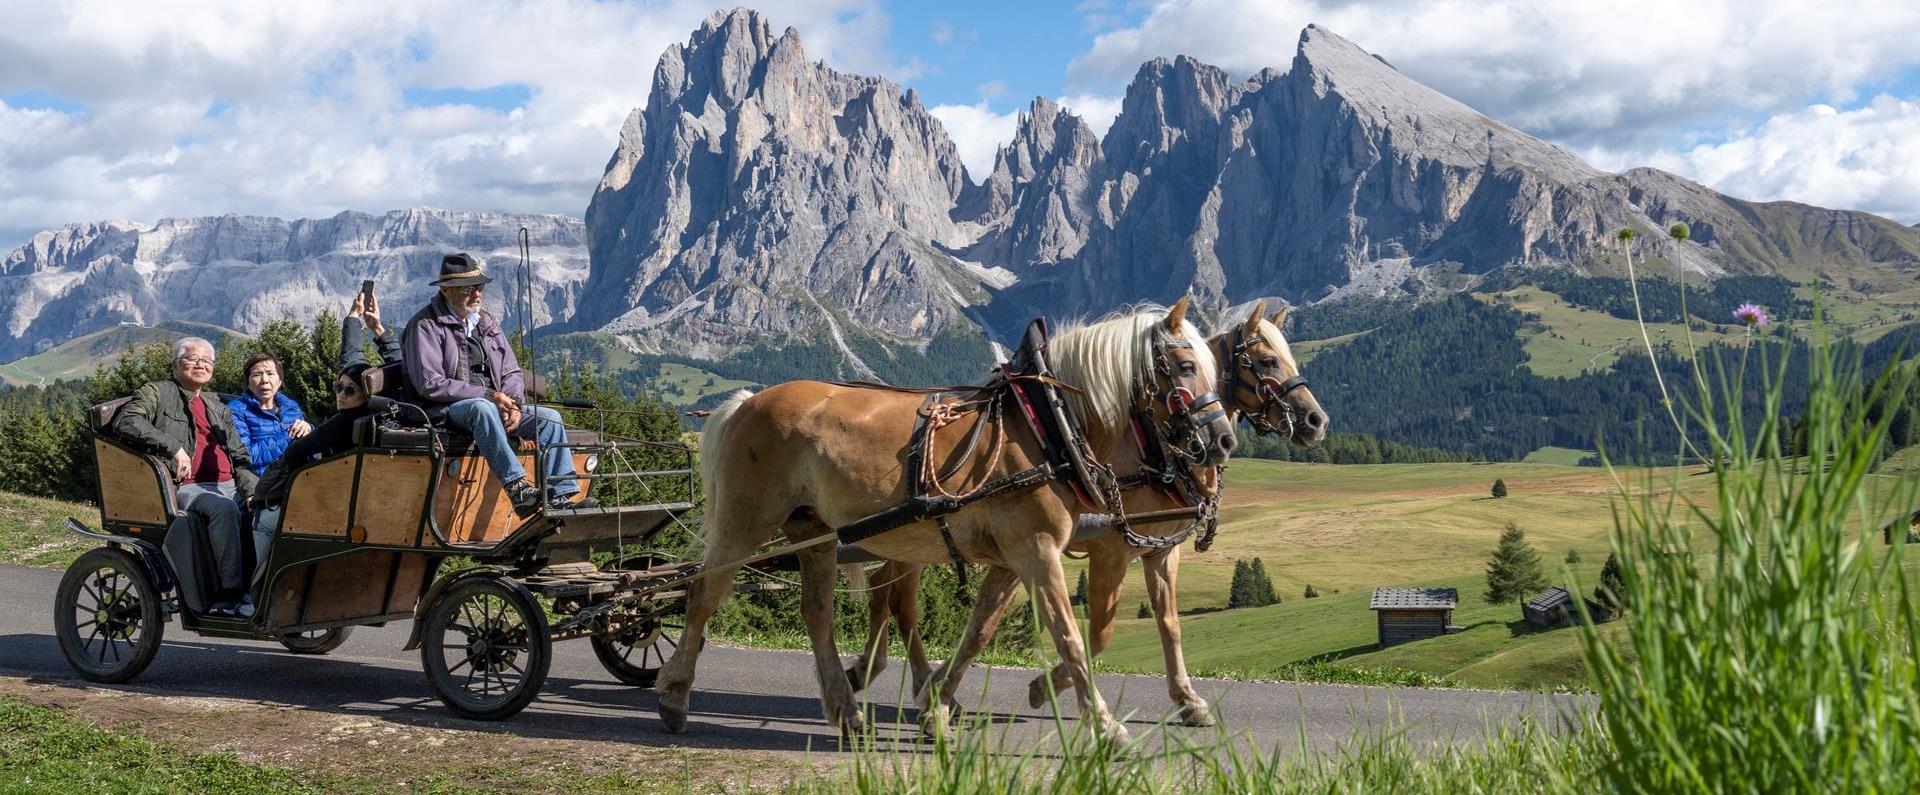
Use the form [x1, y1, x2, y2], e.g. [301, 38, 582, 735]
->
[659, 705, 688, 734]
[1026, 676, 1048, 709]
[1177, 701, 1216, 728]
[1102, 721, 1133, 746]
[918, 704, 953, 738]
[837, 710, 869, 740]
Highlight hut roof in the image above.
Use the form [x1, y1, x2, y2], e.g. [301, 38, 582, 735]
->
[1526, 587, 1572, 611]
[1370, 588, 1458, 611]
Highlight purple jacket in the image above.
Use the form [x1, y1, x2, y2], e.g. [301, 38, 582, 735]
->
[400, 295, 525, 414]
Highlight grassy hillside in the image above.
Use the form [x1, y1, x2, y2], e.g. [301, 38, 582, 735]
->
[0, 491, 93, 568]
[0, 320, 244, 387]
[1084, 457, 1911, 691]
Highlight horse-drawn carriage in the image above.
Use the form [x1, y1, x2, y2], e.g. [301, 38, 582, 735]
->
[54, 376, 731, 720]
[53, 298, 1326, 740]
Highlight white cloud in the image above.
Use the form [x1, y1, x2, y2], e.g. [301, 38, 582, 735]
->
[1067, 0, 1920, 149]
[929, 102, 1022, 179]
[1058, 93, 1123, 137]
[1587, 97, 1920, 223]
[0, 0, 915, 248]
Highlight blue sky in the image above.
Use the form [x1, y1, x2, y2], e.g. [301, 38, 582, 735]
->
[1, 0, 1917, 252]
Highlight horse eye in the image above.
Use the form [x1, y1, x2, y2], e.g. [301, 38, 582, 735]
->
[1261, 358, 1280, 369]
[1180, 362, 1197, 375]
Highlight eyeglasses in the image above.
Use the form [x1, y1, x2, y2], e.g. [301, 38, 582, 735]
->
[177, 355, 213, 367]
[450, 284, 485, 296]
[333, 382, 361, 396]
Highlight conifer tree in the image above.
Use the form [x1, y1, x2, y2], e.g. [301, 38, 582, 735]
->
[1250, 557, 1279, 606]
[1137, 602, 1150, 619]
[1073, 570, 1088, 606]
[1594, 552, 1628, 612]
[1491, 478, 1509, 498]
[1228, 559, 1255, 609]
[1304, 584, 1320, 599]
[1565, 548, 1582, 565]
[1484, 522, 1547, 604]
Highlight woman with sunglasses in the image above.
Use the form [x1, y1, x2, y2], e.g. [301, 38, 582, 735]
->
[248, 363, 376, 572]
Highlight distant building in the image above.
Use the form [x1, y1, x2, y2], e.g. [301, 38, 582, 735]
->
[1523, 587, 1573, 627]
[1370, 588, 1458, 647]
[1881, 508, 1920, 545]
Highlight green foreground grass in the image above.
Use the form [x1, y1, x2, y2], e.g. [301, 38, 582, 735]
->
[0, 696, 341, 794]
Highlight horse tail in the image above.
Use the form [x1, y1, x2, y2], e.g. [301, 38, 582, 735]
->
[696, 389, 756, 541]
[839, 562, 868, 590]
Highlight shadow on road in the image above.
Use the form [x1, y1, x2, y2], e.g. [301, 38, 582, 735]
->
[0, 631, 1048, 754]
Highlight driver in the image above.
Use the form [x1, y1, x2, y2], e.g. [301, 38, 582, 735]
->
[399, 253, 586, 517]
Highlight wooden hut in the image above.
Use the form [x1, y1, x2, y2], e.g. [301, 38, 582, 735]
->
[1881, 507, 1920, 545]
[1523, 587, 1573, 627]
[1370, 588, 1457, 647]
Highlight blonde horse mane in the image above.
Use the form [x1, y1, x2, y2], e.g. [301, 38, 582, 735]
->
[1049, 305, 1217, 435]
[1254, 317, 1300, 376]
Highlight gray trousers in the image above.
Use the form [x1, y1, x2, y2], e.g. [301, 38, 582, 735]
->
[177, 481, 246, 595]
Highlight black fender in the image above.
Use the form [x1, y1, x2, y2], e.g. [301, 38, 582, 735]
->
[64, 518, 177, 597]
[402, 565, 510, 651]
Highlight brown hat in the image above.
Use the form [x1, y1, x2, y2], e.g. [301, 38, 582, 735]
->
[432, 253, 493, 287]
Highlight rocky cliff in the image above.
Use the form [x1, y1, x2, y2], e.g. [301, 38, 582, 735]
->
[576, 12, 1919, 369]
[0, 208, 586, 361]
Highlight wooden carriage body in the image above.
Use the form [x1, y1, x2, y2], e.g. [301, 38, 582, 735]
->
[89, 416, 693, 639]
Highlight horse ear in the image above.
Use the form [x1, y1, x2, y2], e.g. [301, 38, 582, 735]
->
[1270, 304, 1290, 328]
[1243, 300, 1268, 335]
[1166, 296, 1190, 332]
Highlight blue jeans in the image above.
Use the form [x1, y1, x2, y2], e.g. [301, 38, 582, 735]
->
[444, 398, 579, 497]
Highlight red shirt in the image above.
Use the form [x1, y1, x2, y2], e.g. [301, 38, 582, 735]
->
[184, 396, 234, 485]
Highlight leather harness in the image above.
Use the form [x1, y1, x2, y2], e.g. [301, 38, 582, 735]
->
[831, 317, 1222, 582]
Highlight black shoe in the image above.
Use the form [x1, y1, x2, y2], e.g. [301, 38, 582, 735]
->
[550, 494, 597, 511]
[505, 477, 543, 519]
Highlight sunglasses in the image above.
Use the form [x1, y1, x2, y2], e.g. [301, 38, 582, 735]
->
[450, 284, 485, 296]
[333, 382, 361, 396]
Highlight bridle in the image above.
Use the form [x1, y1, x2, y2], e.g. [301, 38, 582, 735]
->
[1104, 325, 1230, 552]
[1138, 326, 1229, 467]
[1216, 323, 1310, 441]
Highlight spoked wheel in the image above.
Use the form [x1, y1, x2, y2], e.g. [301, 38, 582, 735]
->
[278, 626, 352, 654]
[420, 576, 551, 720]
[54, 547, 165, 683]
[589, 602, 682, 687]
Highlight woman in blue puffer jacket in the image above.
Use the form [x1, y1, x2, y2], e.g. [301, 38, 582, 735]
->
[228, 353, 312, 472]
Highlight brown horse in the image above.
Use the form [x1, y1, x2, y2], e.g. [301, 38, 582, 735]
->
[657, 300, 1235, 741]
[843, 301, 1327, 726]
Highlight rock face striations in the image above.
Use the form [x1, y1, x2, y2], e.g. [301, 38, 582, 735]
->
[0, 209, 586, 361]
[579, 9, 983, 365]
[578, 12, 1918, 370]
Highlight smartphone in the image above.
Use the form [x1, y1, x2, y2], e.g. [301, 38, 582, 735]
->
[360, 279, 375, 305]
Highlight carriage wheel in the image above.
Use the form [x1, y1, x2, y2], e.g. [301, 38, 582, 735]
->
[278, 626, 352, 655]
[589, 604, 682, 687]
[54, 547, 165, 684]
[420, 576, 551, 720]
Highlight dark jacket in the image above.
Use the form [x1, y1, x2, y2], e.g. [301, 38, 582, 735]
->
[111, 379, 258, 498]
[226, 391, 306, 471]
[401, 295, 524, 418]
[256, 406, 369, 507]
[340, 315, 403, 371]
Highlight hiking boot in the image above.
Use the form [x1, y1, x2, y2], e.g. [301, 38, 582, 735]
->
[505, 477, 543, 518]
[549, 494, 597, 511]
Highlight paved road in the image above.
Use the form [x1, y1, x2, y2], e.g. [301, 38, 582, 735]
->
[0, 563, 1582, 757]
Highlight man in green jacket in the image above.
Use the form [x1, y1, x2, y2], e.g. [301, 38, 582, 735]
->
[112, 336, 259, 615]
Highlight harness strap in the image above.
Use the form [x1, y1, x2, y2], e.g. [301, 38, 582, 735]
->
[835, 463, 1057, 548]
[936, 516, 968, 590]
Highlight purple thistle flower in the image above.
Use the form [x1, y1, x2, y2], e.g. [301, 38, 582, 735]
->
[1733, 303, 1771, 328]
